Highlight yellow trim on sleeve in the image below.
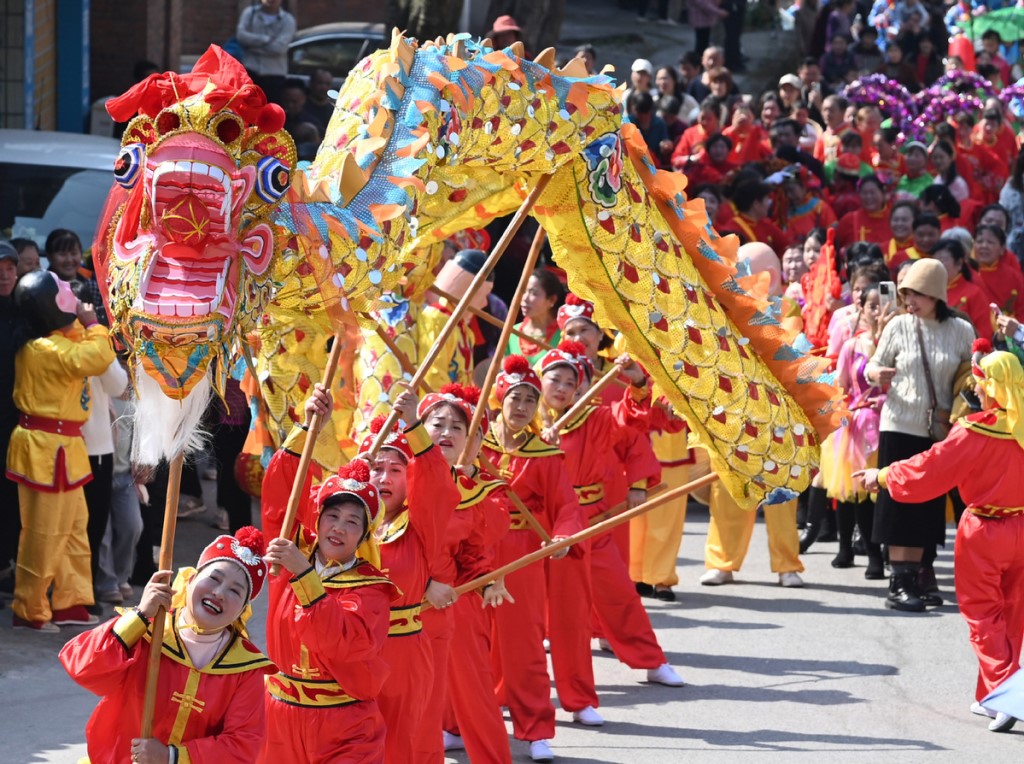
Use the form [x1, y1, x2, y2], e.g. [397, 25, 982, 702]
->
[405, 422, 433, 456]
[290, 567, 327, 608]
[877, 467, 889, 490]
[112, 609, 149, 649]
[629, 480, 648, 490]
[282, 426, 310, 455]
[175, 745, 193, 764]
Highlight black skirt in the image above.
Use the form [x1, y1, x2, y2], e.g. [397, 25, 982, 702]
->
[872, 430, 947, 547]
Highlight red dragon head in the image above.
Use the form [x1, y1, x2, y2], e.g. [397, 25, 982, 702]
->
[96, 46, 296, 402]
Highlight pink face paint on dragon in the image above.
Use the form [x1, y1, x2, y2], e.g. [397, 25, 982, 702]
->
[97, 47, 296, 400]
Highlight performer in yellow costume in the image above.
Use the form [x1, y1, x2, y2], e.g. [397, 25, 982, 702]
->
[699, 243, 805, 588]
[6, 272, 115, 631]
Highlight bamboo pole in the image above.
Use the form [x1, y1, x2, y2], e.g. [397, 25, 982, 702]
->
[269, 333, 345, 575]
[587, 482, 668, 527]
[428, 472, 720, 603]
[459, 227, 548, 463]
[364, 175, 552, 460]
[431, 286, 554, 353]
[140, 452, 184, 737]
[550, 362, 623, 433]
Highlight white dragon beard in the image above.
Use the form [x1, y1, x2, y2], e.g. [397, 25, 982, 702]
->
[131, 366, 212, 466]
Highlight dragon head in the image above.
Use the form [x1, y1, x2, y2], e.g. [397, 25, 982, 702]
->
[98, 46, 296, 400]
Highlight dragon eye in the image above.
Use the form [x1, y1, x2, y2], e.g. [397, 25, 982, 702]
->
[254, 156, 290, 203]
[113, 143, 146, 189]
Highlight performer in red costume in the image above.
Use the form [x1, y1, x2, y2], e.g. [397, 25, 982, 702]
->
[358, 387, 460, 764]
[260, 384, 399, 763]
[481, 355, 583, 763]
[538, 341, 685, 715]
[60, 527, 273, 763]
[856, 343, 1024, 733]
[413, 383, 513, 764]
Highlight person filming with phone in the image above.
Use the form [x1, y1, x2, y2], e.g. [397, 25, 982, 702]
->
[863, 258, 974, 613]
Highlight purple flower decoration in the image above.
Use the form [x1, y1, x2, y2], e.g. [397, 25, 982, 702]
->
[999, 79, 1024, 119]
[843, 74, 918, 142]
[911, 92, 984, 140]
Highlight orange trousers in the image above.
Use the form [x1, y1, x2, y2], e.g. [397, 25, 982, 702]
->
[491, 529, 556, 741]
[445, 593, 512, 764]
[413, 607, 452, 761]
[260, 696, 385, 763]
[378, 630, 433, 763]
[546, 540, 599, 712]
[954, 512, 1024, 701]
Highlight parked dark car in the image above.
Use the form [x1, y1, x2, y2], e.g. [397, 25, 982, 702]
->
[287, 22, 388, 87]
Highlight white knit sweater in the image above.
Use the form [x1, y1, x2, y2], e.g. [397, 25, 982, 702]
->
[870, 313, 974, 439]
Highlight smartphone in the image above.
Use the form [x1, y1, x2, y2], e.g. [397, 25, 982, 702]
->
[878, 281, 897, 314]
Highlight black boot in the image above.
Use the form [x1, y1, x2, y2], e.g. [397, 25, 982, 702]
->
[817, 506, 838, 543]
[799, 486, 828, 554]
[832, 502, 856, 568]
[886, 566, 926, 612]
[915, 561, 943, 608]
[796, 488, 810, 529]
[855, 501, 886, 579]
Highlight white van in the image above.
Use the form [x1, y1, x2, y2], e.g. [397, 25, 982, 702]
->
[0, 129, 120, 251]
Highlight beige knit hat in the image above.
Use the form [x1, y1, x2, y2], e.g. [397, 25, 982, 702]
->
[899, 258, 947, 305]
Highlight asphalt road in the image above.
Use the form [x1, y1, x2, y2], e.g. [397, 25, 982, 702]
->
[2, 493, 1020, 763]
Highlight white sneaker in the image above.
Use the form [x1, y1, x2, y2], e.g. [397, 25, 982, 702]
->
[572, 705, 605, 726]
[989, 711, 1017, 732]
[118, 582, 134, 598]
[779, 572, 804, 588]
[543, 637, 550, 653]
[646, 663, 686, 687]
[971, 701, 997, 718]
[597, 638, 614, 653]
[699, 569, 734, 586]
[442, 731, 465, 751]
[530, 739, 555, 762]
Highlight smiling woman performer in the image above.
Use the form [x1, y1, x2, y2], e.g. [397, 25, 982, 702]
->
[358, 387, 461, 764]
[59, 527, 274, 764]
[481, 355, 583, 763]
[259, 384, 399, 763]
[414, 383, 514, 763]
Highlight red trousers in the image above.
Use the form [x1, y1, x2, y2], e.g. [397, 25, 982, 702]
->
[491, 529, 556, 741]
[590, 531, 666, 669]
[379, 631, 433, 763]
[954, 512, 1024, 701]
[413, 607, 451, 761]
[445, 593, 513, 764]
[260, 696, 385, 763]
[546, 540, 599, 712]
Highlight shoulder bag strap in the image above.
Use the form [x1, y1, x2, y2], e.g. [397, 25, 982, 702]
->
[914, 317, 939, 411]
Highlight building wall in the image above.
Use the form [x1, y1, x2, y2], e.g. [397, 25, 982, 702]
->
[0, 0, 58, 130]
[90, 0, 182, 102]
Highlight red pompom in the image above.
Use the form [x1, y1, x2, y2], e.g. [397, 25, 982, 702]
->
[337, 459, 371, 483]
[439, 383, 465, 397]
[973, 338, 993, 355]
[557, 340, 587, 357]
[503, 355, 532, 375]
[460, 385, 482, 406]
[257, 103, 286, 134]
[565, 293, 587, 306]
[234, 526, 267, 558]
[368, 415, 387, 434]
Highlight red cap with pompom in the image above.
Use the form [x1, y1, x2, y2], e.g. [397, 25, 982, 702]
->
[972, 337, 995, 378]
[496, 354, 542, 401]
[358, 415, 414, 461]
[537, 340, 588, 382]
[197, 526, 269, 600]
[557, 293, 598, 331]
[418, 383, 489, 436]
[316, 458, 384, 534]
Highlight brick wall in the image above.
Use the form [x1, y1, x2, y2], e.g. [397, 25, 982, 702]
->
[90, 0, 183, 100]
